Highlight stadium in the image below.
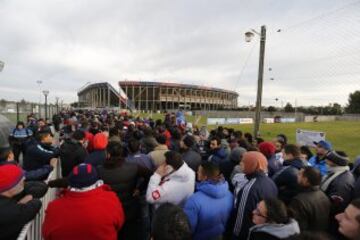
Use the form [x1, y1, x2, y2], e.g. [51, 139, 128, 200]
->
[78, 81, 239, 111]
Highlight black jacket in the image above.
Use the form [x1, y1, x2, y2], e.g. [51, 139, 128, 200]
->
[289, 186, 331, 232]
[60, 139, 88, 177]
[23, 142, 60, 171]
[182, 149, 202, 172]
[272, 158, 305, 204]
[97, 163, 151, 222]
[85, 150, 106, 167]
[0, 181, 48, 240]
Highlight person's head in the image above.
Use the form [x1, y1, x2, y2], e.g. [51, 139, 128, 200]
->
[0, 147, 14, 163]
[244, 132, 253, 144]
[209, 136, 221, 150]
[336, 198, 360, 239]
[165, 151, 184, 171]
[156, 134, 167, 145]
[37, 118, 46, 127]
[151, 203, 191, 240]
[314, 140, 332, 157]
[274, 139, 285, 153]
[252, 198, 289, 225]
[180, 135, 195, 150]
[298, 166, 322, 188]
[128, 138, 140, 154]
[229, 147, 247, 164]
[325, 150, 349, 167]
[300, 146, 313, 161]
[276, 134, 288, 145]
[68, 163, 99, 189]
[197, 161, 221, 182]
[36, 130, 53, 145]
[258, 142, 276, 159]
[283, 144, 301, 161]
[93, 133, 108, 150]
[0, 163, 25, 198]
[72, 130, 85, 143]
[240, 151, 268, 175]
[105, 141, 124, 168]
[16, 121, 25, 129]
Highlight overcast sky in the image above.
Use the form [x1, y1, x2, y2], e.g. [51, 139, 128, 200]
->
[0, 0, 359, 106]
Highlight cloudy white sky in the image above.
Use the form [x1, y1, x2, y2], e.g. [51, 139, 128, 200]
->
[0, 0, 359, 107]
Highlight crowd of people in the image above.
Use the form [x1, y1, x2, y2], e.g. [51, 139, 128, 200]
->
[0, 109, 360, 240]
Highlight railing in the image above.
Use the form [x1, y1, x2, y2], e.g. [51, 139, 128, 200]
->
[17, 161, 61, 240]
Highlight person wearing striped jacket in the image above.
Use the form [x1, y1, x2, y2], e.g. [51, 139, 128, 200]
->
[232, 151, 278, 240]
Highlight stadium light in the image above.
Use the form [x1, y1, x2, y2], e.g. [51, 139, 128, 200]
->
[43, 90, 49, 120]
[245, 25, 266, 138]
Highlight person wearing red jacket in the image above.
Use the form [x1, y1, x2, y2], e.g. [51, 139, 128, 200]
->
[42, 163, 125, 240]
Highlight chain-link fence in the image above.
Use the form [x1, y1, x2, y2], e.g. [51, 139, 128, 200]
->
[0, 101, 60, 125]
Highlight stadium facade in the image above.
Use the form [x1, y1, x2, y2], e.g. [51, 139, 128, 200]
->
[78, 81, 238, 111]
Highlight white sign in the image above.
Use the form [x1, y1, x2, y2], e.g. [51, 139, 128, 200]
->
[238, 118, 254, 124]
[296, 129, 326, 147]
[207, 118, 226, 125]
[281, 118, 296, 123]
[264, 118, 275, 123]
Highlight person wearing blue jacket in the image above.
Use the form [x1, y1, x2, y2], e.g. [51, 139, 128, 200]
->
[184, 161, 233, 240]
[308, 140, 332, 176]
[207, 137, 228, 166]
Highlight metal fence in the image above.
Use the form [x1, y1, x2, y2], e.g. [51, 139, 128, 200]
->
[17, 161, 61, 240]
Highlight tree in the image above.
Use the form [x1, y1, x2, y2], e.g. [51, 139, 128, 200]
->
[267, 106, 276, 112]
[346, 91, 360, 113]
[284, 102, 294, 112]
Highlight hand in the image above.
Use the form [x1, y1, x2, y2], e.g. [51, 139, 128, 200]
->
[18, 195, 33, 204]
[156, 164, 168, 177]
[50, 158, 58, 168]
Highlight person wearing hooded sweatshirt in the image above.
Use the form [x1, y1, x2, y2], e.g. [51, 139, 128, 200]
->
[248, 198, 300, 240]
[183, 161, 233, 240]
[181, 135, 202, 172]
[320, 150, 355, 237]
[352, 156, 360, 199]
[232, 151, 278, 240]
[220, 147, 247, 189]
[146, 151, 195, 209]
[272, 144, 305, 204]
[258, 142, 282, 177]
[148, 134, 169, 168]
[85, 132, 108, 167]
[42, 163, 125, 240]
[207, 136, 227, 166]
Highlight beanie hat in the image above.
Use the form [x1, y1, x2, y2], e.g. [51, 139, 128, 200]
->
[229, 147, 247, 164]
[258, 142, 276, 159]
[0, 163, 24, 193]
[93, 133, 108, 150]
[326, 151, 348, 166]
[68, 163, 99, 189]
[183, 135, 195, 148]
[242, 151, 268, 175]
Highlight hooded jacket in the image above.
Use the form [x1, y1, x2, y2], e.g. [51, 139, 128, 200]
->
[184, 180, 233, 240]
[208, 147, 227, 166]
[309, 155, 327, 176]
[146, 162, 195, 209]
[247, 219, 300, 240]
[352, 156, 360, 199]
[42, 185, 124, 240]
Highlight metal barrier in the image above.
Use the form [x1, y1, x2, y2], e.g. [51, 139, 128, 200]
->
[17, 161, 61, 240]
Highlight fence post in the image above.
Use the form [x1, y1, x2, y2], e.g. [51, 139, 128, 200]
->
[16, 102, 20, 122]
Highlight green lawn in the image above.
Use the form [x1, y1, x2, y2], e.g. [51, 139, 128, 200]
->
[208, 121, 360, 161]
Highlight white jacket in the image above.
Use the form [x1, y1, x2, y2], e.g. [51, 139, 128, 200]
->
[146, 163, 195, 208]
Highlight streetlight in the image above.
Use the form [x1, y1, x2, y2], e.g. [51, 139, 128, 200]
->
[42, 90, 49, 119]
[0, 61, 4, 72]
[245, 25, 267, 138]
